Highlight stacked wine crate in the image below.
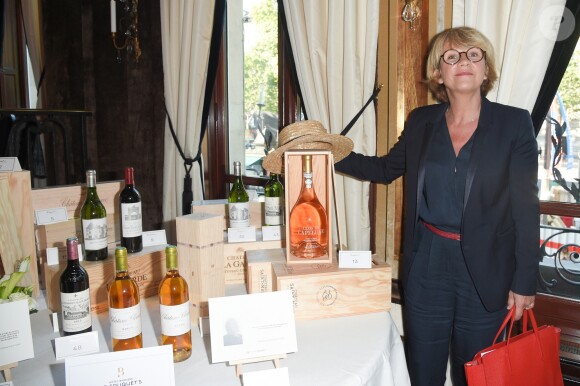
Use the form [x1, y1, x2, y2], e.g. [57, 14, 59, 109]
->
[34, 181, 166, 314]
[176, 202, 284, 325]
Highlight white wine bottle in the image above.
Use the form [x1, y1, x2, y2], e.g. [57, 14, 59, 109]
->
[159, 245, 192, 362]
[264, 173, 284, 225]
[228, 161, 250, 228]
[81, 170, 108, 261]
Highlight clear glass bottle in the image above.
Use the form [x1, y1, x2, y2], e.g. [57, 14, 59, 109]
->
[228, 161, 250, 228]
[60, 236, 92, 336]
[264, 173, 284, 226]
[289, 155, 328, 258]
[120, 167, 143, 253]
[159, 245, 192, 362]
[108, 246, 142, 351]
[81, 170, 108, 261]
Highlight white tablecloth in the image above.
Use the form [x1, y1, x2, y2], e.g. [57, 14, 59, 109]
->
[6, 287, 410, 386]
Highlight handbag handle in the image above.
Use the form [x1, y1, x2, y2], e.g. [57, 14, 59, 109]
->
[492, 307, 540, 346]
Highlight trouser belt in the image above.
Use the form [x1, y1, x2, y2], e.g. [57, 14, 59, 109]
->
[421, 220, 461, 241]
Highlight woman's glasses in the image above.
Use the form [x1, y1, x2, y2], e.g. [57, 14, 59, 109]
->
[440, 47, 486, 65]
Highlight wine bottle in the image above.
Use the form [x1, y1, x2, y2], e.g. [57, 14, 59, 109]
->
[264, 173, 284, 226]
[159, 245, 192, 362]
[60, 236, 92, 336]
[120, 167, 143, 253]
[289, 155, 328, 258]
[81, 170, 108, 261]
[228, 161, 250, 228]
[108, 246, 142, 351]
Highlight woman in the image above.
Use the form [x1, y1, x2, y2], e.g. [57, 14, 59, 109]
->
[335, 27, 539, 386]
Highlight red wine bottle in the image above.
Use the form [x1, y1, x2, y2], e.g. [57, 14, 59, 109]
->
[120, 167, 143, 253]
[60, 237, 92, 335]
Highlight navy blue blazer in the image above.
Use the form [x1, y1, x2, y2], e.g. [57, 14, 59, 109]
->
[336, 97, 540, 311]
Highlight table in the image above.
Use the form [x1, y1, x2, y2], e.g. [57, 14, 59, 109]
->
[5, 288, 410, 386]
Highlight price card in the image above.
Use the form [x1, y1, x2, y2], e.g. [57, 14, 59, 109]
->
[262, 225, 284, 241]
[338, 250, 372, 269]
[55, 331, 99, 360]
[35, 207, 68, 225]
[227, 227, 257, 243]
[0, 157, 22, 172]
[142, 230, 167, 247]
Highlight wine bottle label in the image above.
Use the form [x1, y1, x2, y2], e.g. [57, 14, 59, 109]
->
[160, 302, 191, 336]
[229, 202, 250, 228]
[82, 218, 108, 250]
[61, 288, 91, 332]
[109, 303, 142, 339]
[265, 197, 282, 225]
[121, 202, 143, 237]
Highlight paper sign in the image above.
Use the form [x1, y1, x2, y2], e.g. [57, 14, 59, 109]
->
[47, 247, 60, 265]
[227, 227, 257, 243]
[208, 290, 297, 363]
[52, 313, 60, 333]
[262, 225, 284, 241]
[142, 230, 167, 247]
[0, 157, 22, 172]
[243, 367, 291, 386]
[0, 300, 34, 367]
[339, 250, 372, 269]
[35, 207, 68, 225]
[55, 331, 99, 360]
[65, 345, 175, 386]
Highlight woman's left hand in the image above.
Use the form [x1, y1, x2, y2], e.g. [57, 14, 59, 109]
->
[507, 290, 535, 321]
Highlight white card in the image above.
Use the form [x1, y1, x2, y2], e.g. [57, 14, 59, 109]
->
[35, 207, 68, 225]
[46, 247, 60, 265]
[0, 382, 14, 386]
[227, 227, 257, 243]
[55, 331, 99, 360]
[339, 250, 373, 269]
[142, 230, 167, 247]
[52, 313, 60, 333]
[0, 157, 22, 172]
[261, 225, 284, 241]
[208, 290, 297, 363]
[0, 300, 34, 367]
[243, 367, 291, 386]
[65, 345, 174, 386]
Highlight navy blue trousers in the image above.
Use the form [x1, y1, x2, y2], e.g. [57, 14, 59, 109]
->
[403, 223, 508, 386]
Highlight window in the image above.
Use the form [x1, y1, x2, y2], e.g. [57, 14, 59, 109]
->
[536, 40, 580, 301]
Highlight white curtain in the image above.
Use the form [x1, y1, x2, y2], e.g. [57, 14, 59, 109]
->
[160, 0, 216, 241]
[282, 0, 379, 250]
[452, 0, 566, 111]
[20, 0, 44, 108]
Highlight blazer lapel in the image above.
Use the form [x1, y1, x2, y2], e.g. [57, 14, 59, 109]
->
[415, 104, 447, 224]
[463, 97, 493, 212]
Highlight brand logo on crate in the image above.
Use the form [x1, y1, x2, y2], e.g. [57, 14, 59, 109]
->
[317, 285, 337, 306]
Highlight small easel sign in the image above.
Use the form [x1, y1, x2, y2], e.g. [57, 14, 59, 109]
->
[0, 300, 34, 382]
[207, 291, 297, 379]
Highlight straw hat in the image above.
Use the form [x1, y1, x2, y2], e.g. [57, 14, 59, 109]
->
[262, 120, 354, 174]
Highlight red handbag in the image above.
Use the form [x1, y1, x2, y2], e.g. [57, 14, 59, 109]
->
[464, 307, 564, 386]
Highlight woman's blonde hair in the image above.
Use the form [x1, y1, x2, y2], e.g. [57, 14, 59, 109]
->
[425, 27, 498, 103]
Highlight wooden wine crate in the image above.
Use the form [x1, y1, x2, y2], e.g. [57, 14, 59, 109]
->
[0, 171, 39, 297]
[188, 202, 284, 284]
[246, 248, 287, 293]
[44, 245, 166, 314]
[284, 150, 333, 265]
[272, 259, 391, 320]
[31, 181, 122, 288]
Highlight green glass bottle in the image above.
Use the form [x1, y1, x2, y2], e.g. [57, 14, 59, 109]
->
[228, 161, 250, 228]
[81, 170, 108, 261]
[264, 173, 284, 225]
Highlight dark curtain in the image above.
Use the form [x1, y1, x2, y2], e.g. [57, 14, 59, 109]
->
[531, 0, 580, 135]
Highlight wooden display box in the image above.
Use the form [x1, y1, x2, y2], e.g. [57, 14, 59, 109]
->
[284, 150, 333, 264]
[0, 171, 39, 297]
[246, 248, 287, 294]
[272, 259, 391, 320]
[44, 245, 166, 314]
[189, 202, 284, 284]
[31, 181, 122, 288]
